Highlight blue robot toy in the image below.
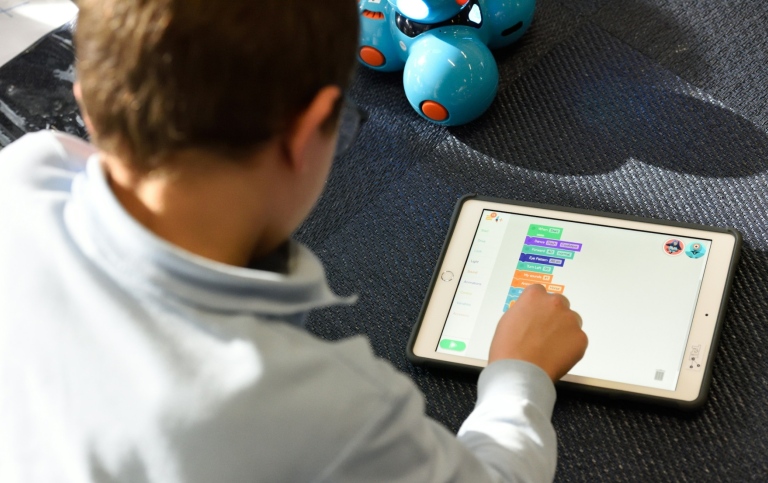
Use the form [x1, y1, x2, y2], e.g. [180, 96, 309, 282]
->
[358, 0, 535, 125]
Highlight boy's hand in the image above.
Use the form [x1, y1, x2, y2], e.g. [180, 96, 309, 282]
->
[489, 284, 588, 382]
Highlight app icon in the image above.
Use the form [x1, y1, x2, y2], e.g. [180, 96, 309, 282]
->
[485, 212, 502, 222]
[663, 239, 684, 256]
[685, 241, 707, 259]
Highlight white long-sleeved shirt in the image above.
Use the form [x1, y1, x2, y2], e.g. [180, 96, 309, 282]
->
[0, 131, 558, 482]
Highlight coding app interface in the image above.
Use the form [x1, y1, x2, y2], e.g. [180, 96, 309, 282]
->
[437, 210, 711, 391]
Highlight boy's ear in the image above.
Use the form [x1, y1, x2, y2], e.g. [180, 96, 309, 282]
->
[73, 82, 96, 136]
[283, 86, 342, 172]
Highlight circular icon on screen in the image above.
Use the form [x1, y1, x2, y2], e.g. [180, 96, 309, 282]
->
[685, 241, 707, 259]
[663, 239, 684, 256]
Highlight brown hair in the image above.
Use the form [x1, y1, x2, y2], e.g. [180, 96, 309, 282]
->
[75, 0, 359, 170]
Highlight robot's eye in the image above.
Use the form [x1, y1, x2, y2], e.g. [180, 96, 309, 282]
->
[394, 0, 483, 38]
[468, 4, 481, 25]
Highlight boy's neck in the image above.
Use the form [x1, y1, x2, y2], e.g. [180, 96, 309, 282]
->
[100, 149, 291, 268]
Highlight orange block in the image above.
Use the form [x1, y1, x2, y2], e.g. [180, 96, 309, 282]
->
[511, 278, 543, 289]
[513, 270, 553, 283]
[546, 284, 565, 293]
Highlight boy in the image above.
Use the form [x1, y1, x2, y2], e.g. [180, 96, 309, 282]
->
[0, 0, 587, 481]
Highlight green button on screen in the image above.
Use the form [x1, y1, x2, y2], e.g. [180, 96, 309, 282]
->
[439, 339, 466, 351]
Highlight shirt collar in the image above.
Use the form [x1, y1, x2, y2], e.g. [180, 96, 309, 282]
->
[64, 155, 354, 318]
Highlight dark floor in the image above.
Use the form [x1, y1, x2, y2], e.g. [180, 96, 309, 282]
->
[2, 1, 767, 480]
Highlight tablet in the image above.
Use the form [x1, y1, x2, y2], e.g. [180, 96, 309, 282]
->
[408, 195, 741, 409]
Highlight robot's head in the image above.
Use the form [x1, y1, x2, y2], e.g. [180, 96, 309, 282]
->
[389, 0, 465, 23]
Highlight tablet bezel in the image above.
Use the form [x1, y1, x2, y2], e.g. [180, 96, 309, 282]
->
[409, 195, 741, 409]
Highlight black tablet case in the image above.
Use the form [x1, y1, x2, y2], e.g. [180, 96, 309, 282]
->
[408, 194, 742, 410]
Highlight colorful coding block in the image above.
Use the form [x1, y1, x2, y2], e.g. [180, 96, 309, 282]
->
[517, 261, 554, 273]
[525, 236, 583, 252]
[511, 279, 564, 293]
[546, 283, 565, 293]
[522, 245, 557, 257]
[503, 286, 526, 312]
[509, 226, 580, 306]
[505, 288, 523, 305]
[513, 270, 553, 282]
[519, 253, 565, 266]
[527, 224, 563, 240]
[511, 278, 541, 289]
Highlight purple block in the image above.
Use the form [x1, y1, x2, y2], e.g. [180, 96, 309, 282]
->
[519, 253, 565, 266]
[524, 236, 582, 252]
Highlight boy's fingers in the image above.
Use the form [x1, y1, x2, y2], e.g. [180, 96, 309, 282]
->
[552, 293, 570, 309]
[519, 283, 549, 302]
[520, 283, 546, 297]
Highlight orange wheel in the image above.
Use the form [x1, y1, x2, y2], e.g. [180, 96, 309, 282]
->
[359, 46, 385, 67]
[420, 101, 449, 122]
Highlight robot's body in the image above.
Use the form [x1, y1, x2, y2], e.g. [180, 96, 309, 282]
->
[359, 0, 535, 125]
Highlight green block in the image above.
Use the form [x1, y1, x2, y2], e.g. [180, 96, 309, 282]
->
[527, 224, 563, 240]
[517, 261, 554, 274]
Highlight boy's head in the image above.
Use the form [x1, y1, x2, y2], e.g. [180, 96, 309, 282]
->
[74, 0, 359, 171]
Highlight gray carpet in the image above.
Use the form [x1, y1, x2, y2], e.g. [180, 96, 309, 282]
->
[2, 1, 766, 480]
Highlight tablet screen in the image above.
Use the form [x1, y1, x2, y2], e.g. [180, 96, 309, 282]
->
[437, 209, 712, 391]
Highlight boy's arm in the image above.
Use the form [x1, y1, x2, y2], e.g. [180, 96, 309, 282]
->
[322, 285, 586, 482]
[458, 360, 558, 482]
[456, 283, 588, 480]
[319, 357, 558, 483]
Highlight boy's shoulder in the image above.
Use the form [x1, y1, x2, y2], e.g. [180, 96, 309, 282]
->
[0, 130, 95, 193]
[256, 319, 417, 404]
